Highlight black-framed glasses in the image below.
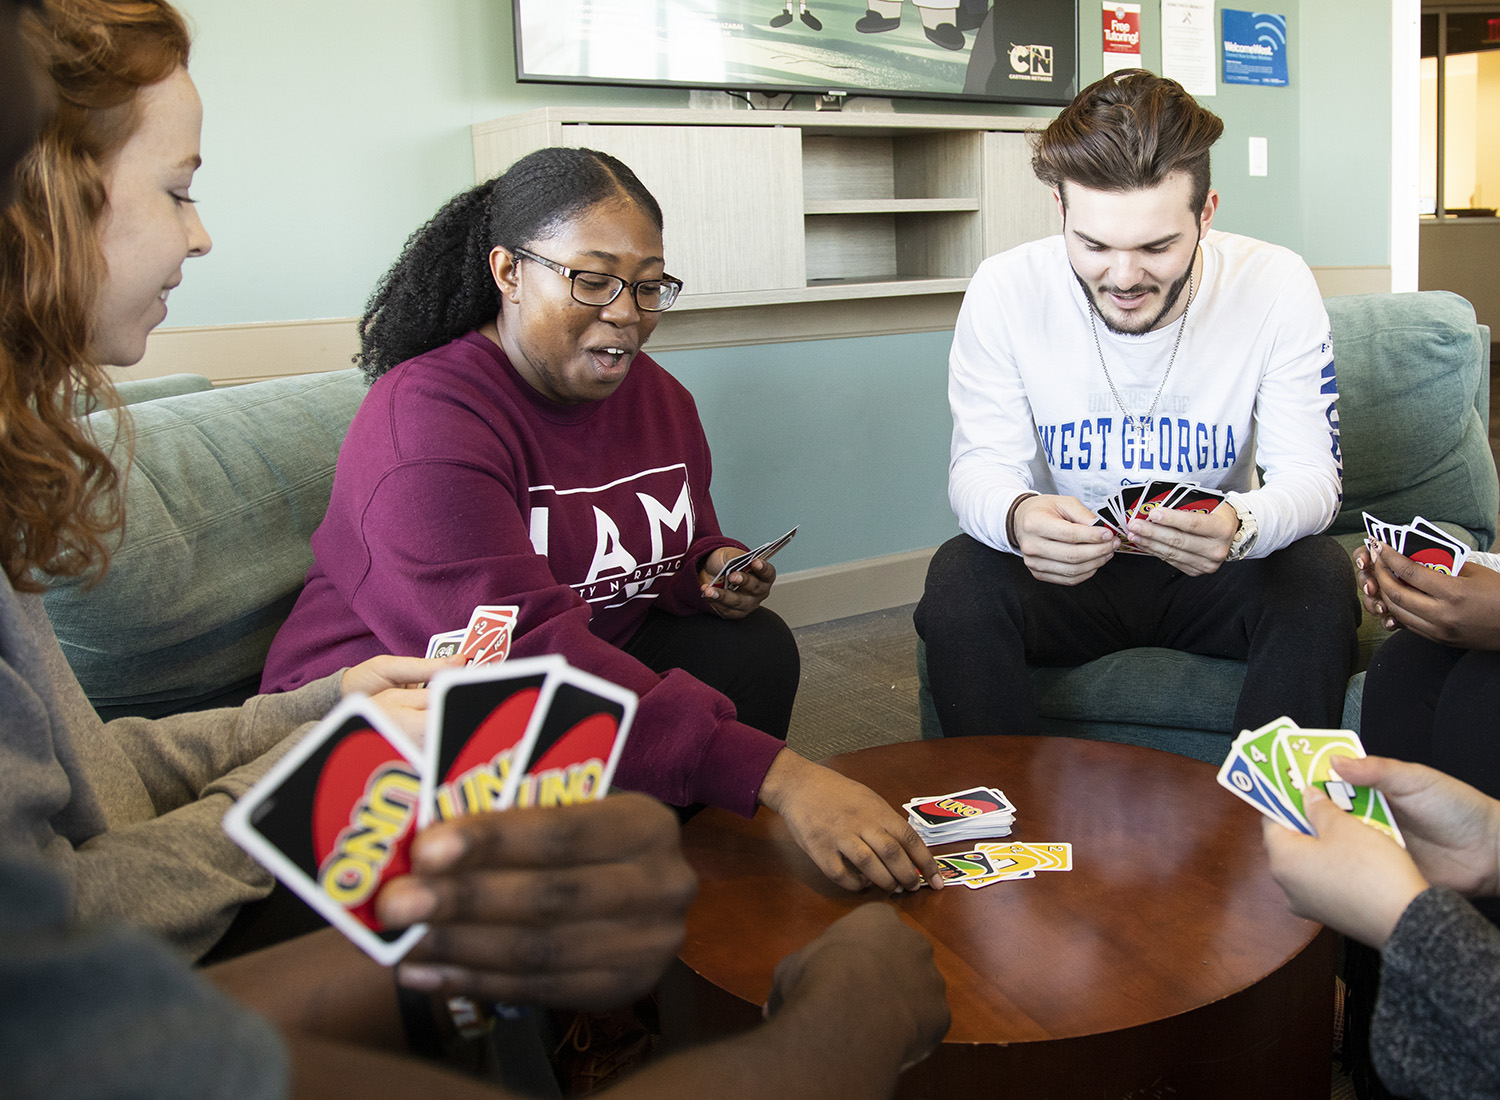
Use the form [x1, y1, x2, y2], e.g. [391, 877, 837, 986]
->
[511, 247, 683, 312]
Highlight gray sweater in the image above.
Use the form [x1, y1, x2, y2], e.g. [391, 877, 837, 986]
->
[1374, 886, 1500, 1099]
[0, 577, 340, 958]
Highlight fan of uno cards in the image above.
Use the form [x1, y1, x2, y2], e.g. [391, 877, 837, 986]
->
[1361, 512, 1469, 576]
[225, 659, 637, 966]
[1217, 716, 1404, 845]
[1093, 479, 1228, 553]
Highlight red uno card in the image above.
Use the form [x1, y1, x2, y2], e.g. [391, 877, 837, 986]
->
[421, 656, 565, 825]
[458, 604, 520, 665]
[508, 666, 636, 809]
[222, 696, 427, 966]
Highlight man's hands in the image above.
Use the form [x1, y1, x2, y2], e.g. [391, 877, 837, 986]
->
[1355, 541, 1500, 649]
[758, 750, 943, 892]
[1010, 494, 1118, 584]
[766, 904, 949, 1071]
[375, 793, 697, 1011]
[700, 546, 776, 620]
[1125, 501, 1238, 576]
[1011, 494, 1238, 583]
[1262, 754, 1500, 948]
[339, 654, 461, 741]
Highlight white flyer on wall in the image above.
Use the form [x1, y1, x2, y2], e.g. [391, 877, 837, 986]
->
[1102, 3, 1141, 74]
[1162, 0, 1216, 97]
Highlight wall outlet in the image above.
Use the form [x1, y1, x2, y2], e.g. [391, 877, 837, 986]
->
[1248, 136, 1268, 177]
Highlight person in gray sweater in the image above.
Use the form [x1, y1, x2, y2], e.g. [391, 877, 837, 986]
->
[1263, 753, 1500, 1099]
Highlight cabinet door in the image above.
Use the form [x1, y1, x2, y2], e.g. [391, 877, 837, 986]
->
[980, 130, 1058, 261]
[560, 124, 806, 296]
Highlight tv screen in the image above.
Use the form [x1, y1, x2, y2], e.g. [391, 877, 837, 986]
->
[514, 0, 1078, 107]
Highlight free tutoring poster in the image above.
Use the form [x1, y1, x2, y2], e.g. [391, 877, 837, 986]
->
[1221, 10, 1288, 86]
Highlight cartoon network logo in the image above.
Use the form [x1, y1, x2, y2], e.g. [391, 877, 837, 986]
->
[1008, 42, 1054, 81]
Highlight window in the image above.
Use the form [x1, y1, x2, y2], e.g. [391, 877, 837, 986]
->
[1421, 6, 1500, 217]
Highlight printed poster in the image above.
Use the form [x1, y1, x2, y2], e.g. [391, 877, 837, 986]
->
[1221, 10, 1289, 86]
[1102, 3, 1141, 74]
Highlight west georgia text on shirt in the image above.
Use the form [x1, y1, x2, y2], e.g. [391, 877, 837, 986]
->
[526, 463, 698, 610]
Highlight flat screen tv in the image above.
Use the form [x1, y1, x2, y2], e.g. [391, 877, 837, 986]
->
[513, 0, 1078, 107]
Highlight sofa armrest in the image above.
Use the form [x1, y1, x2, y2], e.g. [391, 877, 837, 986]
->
[42, 368, 367, 715]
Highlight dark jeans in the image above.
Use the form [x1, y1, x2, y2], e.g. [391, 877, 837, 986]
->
[914, 532, 1359, 737]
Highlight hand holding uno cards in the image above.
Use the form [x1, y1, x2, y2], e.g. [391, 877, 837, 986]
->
[1362, 512, 1469, 576]
[224, 657, 637, 965]
[426, 603, 520, 665]
[707, 526, 798, 591]
[1217, 716, 1404, 845]
[1093, 480, 1227, 557]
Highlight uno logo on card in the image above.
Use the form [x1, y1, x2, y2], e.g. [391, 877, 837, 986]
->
[1409, 549, 1456, 574]
[936, 797, 983, 819]
[435, 687, 542, 819]
[311, 728, 421, 928]
[512, 713, 619, 808]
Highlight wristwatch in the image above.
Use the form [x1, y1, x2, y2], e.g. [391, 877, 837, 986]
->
[1225, 495, 1259, 562]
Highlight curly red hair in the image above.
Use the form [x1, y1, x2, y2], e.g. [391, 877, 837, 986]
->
[0, 0, 189, 589]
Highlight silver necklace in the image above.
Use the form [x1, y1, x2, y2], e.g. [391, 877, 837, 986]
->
[1087, 258, 1196, 434]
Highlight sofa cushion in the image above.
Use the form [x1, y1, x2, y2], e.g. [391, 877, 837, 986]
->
[1326, 290, 1496, 549]
[43, 368, 368, 717]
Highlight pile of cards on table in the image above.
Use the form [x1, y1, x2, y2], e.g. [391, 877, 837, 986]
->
[904, 786, 1016, 843]
[707, 525, 798, 589]
[426, 603, 520, 664]
[930, 841, 1074, 889]
[1093, 480, 1227, 551]
[1216, 716, 1403, 845]
[1362, 512, 1468, 575]
[223, 655, 636, 965]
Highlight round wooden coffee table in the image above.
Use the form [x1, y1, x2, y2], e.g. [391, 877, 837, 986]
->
[662, 736, 1333, 1099]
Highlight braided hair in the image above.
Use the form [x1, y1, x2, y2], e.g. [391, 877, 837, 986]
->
[357, 146, 664, 381]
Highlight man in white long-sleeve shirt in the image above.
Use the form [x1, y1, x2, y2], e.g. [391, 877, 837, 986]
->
[915, 69, 1359, 738]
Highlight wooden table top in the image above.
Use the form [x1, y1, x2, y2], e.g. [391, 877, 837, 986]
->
[679, 736, 1322, 1045]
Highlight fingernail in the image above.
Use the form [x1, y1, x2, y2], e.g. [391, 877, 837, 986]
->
[396, 964, 443, 992]
[381, 883, 436, 926]
[414, 829, 464, 870]
[1373, 602, 1385, 615]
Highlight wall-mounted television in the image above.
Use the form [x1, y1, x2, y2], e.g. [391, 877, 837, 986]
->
[513, 0, 1079, 107]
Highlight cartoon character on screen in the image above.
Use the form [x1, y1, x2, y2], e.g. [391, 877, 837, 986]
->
[855, 0, 988, 51]
[770, 0, 822, 30]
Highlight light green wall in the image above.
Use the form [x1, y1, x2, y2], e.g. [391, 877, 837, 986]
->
[167, 0, 1395, 574]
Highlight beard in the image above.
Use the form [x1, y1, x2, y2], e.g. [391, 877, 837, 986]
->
[1075, 251, 1196, 336]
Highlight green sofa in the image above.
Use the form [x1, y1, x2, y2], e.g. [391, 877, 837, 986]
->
[917, 290, 1497, 762]
[44, 368, 368, 720]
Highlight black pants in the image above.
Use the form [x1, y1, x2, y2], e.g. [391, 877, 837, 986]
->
[1361, 631, 1500, 797]
[203, 607, 799, 962]
[914, 532, 1359, 736]
[622, 605, 800, 741]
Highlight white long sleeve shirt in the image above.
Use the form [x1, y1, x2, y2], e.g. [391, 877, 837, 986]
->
[948, 230, 1341, 557]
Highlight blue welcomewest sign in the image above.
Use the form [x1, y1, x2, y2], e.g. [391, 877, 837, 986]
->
[1221, 10, 1288, 86]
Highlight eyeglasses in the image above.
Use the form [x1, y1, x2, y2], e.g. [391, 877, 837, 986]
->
[511, 247, 683, 312]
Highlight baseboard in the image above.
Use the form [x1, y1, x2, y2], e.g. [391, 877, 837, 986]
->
[134, 270, 1392, 385]
[763, 546, 936, 628]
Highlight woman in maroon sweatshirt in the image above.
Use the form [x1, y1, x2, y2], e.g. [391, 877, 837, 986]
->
[263, 147, 941, 893]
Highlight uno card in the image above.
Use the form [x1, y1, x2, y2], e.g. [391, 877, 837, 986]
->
[507, 665, 636, 808]
[1168, 485, 1227, 514]
[222, 695, 428, 966]
[1116, 483, 1148, 522]
[1133, 480, 1182, 520]
[1217, 738, 1305, 833]
[1094, 499, 1128, 537]
[1278, 728, 1406, 846]
[933, 849, 998, 884]
[708, 526, 799, 589]
[457, 604, 520, 666]
[425, 628, 467, 660]
[1400, 527, 1465, 576]
[421, 656, 566, 825]
[1238, 717, 1314, 833]
[903, 786, 1016, 830]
